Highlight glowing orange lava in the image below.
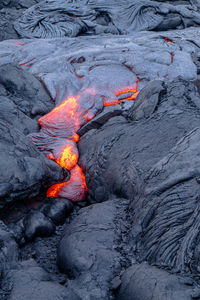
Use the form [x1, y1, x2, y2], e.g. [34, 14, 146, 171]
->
[115, 87, 137, 97]
[49, 96, 78, 117]
[47, 181, 68, 198]
[73, 134, 80, 142]
[103, 79, 139, 106]
[163, 37, 172, 43]
[47, 165, 87, 202]
[55, 143, 78, 171]
[102, 92, 138, 106]
[38, 96, 81, 140]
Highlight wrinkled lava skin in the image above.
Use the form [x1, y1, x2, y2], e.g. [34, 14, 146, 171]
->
[46, 165, 88, 201]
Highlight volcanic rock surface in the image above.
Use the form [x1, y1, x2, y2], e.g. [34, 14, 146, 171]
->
[1, 0, 200, 299]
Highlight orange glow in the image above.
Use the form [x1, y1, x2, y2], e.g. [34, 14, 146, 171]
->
[122, 91, 139, 100]
[73, 134, 79, 142]
[103, 97, 120, 106]
[38, 96, 82, 140]
[47, 165, 87, 201]
[163, 37, 172, 43]
[103, 91, 139, 106]
[46, 181, 67, 198]
[47, 153, 54, 160]
[83, 111, 95, 122]
[52, 96, 78, 116]
[115, 87, 137, 97]
[42, 96, 79, 124]
[55, 143, 78, 171]
[103, 78, 140, 106]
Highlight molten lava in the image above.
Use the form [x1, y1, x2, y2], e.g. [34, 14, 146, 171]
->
[103, 91, 139, 106]
[54, 142, 78, 171]
[115, 87, 137, 97]
[32, 79, 139, 202]
[163, 37, 173, 43]
[37, 96, 82, 141]
[103, 79, 139, 106]
[47, 165, 87, 202]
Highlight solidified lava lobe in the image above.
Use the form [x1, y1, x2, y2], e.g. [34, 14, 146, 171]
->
[32, 81, 139, 202]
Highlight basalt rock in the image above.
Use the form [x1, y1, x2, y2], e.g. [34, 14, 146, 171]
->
[4, 259, 68, 300]
[0, 95, 38, 135]
[23, 211, 55, 240]
[117, 263, 200, 300]
[0, 119, 63, 207]
[0, 221, 18, 276]
[42, 198, 74, 225]
[0, 222, 19, 299]
[129, 127, 200, 274]
[0, 0, 43, 41]
[57, 199, 124, 299]
[0, 63, 54, 118]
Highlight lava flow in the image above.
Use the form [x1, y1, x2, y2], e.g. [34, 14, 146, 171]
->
[103, 78, 140, 106]
[32, 82, 139, 202]
[47, 165, 87, 201]
[163, 37, 173, 43]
